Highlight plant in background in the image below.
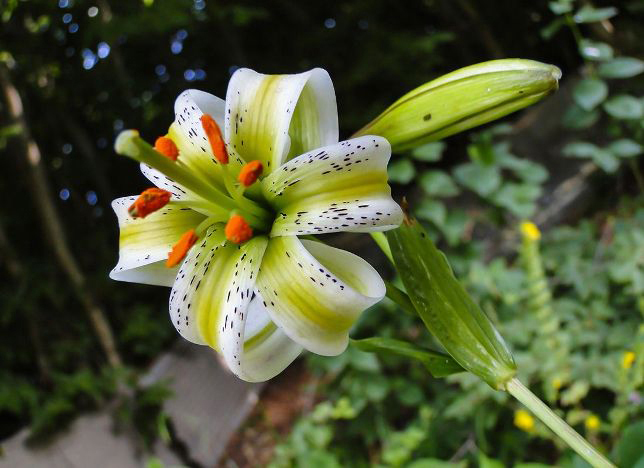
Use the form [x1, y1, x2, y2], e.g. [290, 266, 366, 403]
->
[543, 0, 644, 178]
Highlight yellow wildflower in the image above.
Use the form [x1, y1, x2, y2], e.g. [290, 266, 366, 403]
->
[585, 415, 600, 431]
[622, 351, 635, 370]
[520, 221, 541, 241]
[514, 409, 535, 432]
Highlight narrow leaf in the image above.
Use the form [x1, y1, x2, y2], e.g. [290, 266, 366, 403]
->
[351, 337, 464, 377]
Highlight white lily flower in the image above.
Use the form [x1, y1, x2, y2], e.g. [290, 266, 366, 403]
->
[110, 68, 403, 382]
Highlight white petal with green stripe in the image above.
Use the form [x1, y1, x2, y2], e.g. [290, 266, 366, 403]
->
[262, 135, 403, 236]
[240, 296, 302, 382]
[224, 68, 338, 174]
[109, 196, 205, 286]
[171, 90, 243, 191]
[256, 237, 385, 356]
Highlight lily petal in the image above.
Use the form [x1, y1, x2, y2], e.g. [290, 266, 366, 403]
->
[173, 90, 245, 187]
[240, 296, 303, 382]
[168, 225, 228, 344]
[225, 68, 338, 174]
[109, 196, 205, 286]
[256, 237, 385, 356]
[262, 135, 403, 236]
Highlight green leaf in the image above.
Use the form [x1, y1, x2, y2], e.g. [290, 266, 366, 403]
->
[563, 141, 600, 158]
[351, 337, 464, 378]
[354, 59, 561, 152]
[492, 183, 541, 218]
[590, 148, 620, 173]
[412, 141, 446, 162]
[540, 17, 566, 40]
[416, 199, 447, 225]
[608, 139, 643, 159]
[563, 142, 620, 172]
[573, 5, 618, 23]
[441, 210, 469, 246]
[453, 163, 501, 197]
[388, 158, 416, 184]
[598, 57, 644, 79]
[615, 421, 644, 468]
[420, 170, 460, 197]
[578, 39, 614, 61]
[573, 78, 608, 110]
[562, 105, 600, 129]
[497, 151, 549, 184]
[548, 1, 573, 15]
[387, 219, 517, 388]
[603, 95, 643, 120]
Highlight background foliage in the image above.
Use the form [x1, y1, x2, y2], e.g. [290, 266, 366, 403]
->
[0, 0, 642, 465]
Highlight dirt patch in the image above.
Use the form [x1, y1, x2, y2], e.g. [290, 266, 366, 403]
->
[217, 360, 317, 467]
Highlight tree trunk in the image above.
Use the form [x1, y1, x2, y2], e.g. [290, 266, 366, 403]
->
[0, 65, 122, 368]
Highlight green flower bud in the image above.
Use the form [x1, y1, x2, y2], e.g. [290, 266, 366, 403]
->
[355, 59, 562, 152]
[387, 213, 517, 388]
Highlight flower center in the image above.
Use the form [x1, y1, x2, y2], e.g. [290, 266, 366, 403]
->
[115, 118, 279, 266]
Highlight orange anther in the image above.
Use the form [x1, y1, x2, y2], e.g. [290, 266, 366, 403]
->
[166, 229, 198, 268]
[225, 215, 253, 244]
[154, 136, 179, 161]
[200, 113, 229, 164]
[128, 188, 172, 219]
[238, 160, 263, 187]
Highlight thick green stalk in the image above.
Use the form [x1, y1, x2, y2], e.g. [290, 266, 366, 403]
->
[505, 379, 615, 468]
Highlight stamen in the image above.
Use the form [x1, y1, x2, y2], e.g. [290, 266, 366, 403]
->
[154, 136, 179, 161]
[238, 160, 263, 187]
[166, 229, 198, 268]
[225, 215, 253, 244]
[200, 114, 229, 164]
[128, 188, 172, 218]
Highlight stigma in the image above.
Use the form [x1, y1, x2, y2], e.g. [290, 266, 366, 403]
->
[128, 188, 172, 218]
[200, 114, 229, 164]
[166, 229, 199, 268]
[225, 215, 253, 244]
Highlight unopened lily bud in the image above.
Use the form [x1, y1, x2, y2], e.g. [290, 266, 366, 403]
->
[355, 59, 562, 152]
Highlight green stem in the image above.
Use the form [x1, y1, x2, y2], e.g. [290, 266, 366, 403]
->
[505, 378, 615, 468]
[370, 232, 394, 264]
[384, 281, 416, 316]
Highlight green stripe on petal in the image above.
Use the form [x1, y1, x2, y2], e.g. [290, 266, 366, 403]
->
[110, 197, 205, 287]
[224, 68, 338, 173]
[256, 237, 385, 356]
[262, 136, 403, 236]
